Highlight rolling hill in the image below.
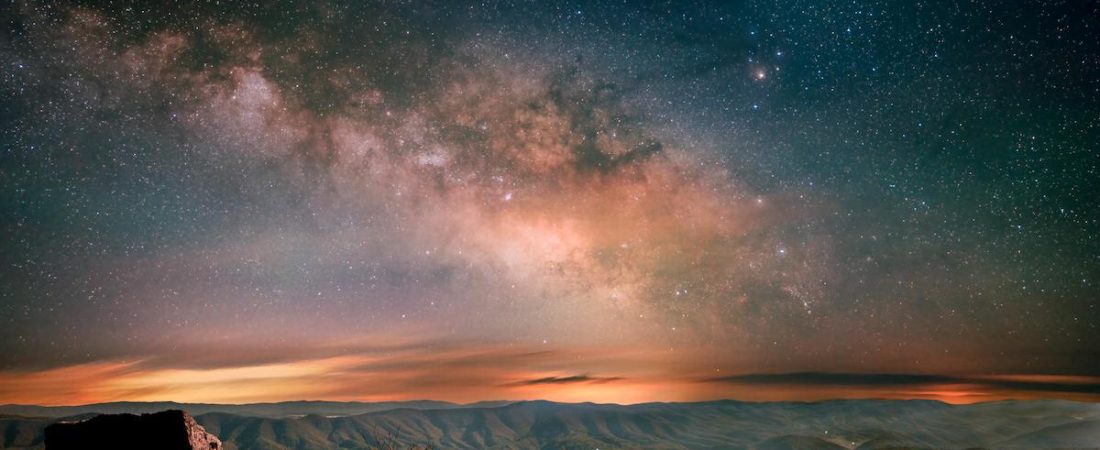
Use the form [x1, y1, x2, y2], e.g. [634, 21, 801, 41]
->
[2, 399, 1097, 449]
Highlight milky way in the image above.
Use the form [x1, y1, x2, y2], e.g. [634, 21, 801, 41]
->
[1, 1, 1098, 404]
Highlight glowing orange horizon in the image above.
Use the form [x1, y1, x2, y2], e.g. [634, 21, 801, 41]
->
[3, 353, 1096, 406]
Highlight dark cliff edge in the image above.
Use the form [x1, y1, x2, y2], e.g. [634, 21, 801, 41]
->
[44, 410, 221, 450]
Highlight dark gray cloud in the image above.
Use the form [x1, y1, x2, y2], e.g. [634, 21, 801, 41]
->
[705, 372, 1100, 395]
[505, 375, 624, 387]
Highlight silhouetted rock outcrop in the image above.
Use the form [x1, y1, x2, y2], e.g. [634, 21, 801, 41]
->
[44, 409, 220, 450]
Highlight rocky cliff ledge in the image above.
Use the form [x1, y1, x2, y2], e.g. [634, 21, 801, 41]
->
[44, 409, 221, 450]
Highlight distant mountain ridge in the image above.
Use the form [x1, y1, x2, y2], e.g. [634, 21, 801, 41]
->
[0, 400, 512, 419]
[2, 399, 1097, 449]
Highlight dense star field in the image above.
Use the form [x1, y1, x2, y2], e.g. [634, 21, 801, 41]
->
[1, 1, 1098, 405]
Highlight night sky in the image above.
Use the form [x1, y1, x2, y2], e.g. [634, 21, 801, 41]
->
[1, 1, 1098, 405]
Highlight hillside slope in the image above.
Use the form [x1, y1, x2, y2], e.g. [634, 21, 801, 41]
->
[2, 400, 1097, 450]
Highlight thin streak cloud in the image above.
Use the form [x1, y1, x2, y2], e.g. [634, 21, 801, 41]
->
[504, 375, 625, 387]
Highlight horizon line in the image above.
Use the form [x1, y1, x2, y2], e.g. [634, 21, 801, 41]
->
[5, 396, 1098, 410]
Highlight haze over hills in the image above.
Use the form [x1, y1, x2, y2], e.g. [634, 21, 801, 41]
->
[2, 399, 1098, 449]
[0, 400, 512, 419]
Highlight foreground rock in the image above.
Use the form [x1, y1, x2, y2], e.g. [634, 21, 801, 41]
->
[44, 410, 220, 450]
